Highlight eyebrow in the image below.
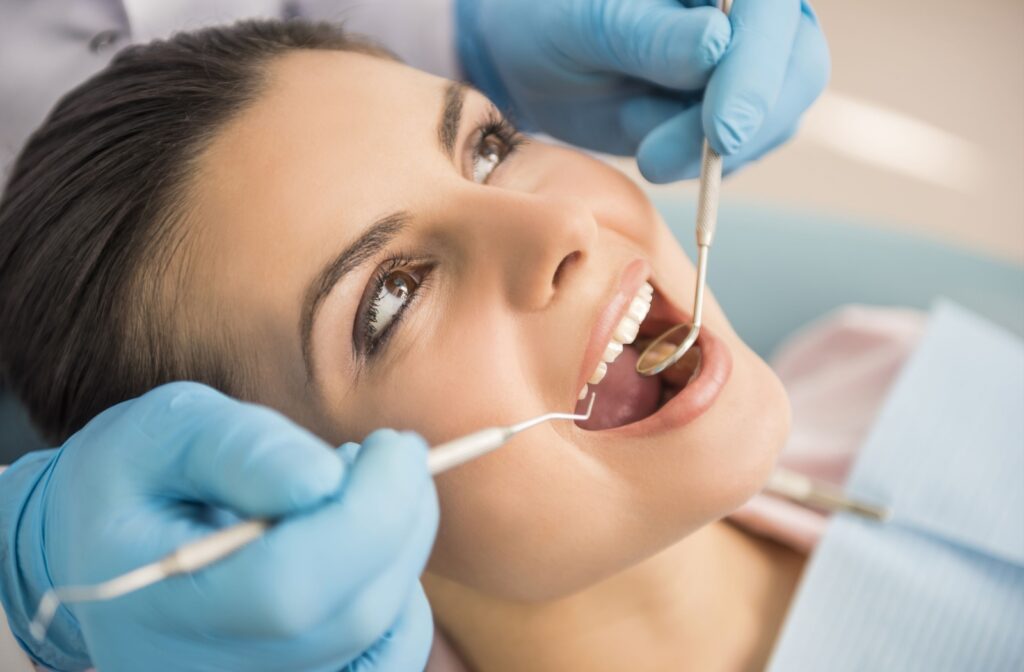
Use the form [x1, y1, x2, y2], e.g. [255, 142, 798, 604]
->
[300, 83, 469, 383]
[300, 212, 408, 382]
[438, 81, 466, 159]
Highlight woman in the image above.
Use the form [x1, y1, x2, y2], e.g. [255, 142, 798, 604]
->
[0, 20, 821, 671]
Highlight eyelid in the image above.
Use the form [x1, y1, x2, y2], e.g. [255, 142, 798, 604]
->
[461, 105, 522, 181]
[354, 256, 433, 360]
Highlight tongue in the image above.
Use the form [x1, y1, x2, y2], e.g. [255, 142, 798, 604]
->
[575, 345, 662, 430]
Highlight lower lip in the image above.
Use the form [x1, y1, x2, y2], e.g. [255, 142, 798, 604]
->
[600, 324, 732, 437]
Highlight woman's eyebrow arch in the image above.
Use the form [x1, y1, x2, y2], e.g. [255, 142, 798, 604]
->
[438, 81, 467, 160]
[300, 211, 409, 383]
[299, 82, 466, 380]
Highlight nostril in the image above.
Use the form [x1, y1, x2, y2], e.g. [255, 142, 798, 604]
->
[552, 251, 582, 288]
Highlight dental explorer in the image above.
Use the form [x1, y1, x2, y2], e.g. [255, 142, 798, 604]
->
[28, 394, 597, 643]
[765, 468, 891, 523]
[636, 0, 732, 378]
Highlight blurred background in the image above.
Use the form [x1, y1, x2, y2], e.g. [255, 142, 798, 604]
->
[619, 0, 1024, 264]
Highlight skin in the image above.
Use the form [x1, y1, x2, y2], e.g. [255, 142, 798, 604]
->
[179, 50, 799, 669]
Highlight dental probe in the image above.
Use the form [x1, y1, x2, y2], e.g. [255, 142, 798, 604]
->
[764, 468, 891, 523]
[426, 392, 596, 473]
[636, 0, 732, 378]
[29, 394, 597, 643]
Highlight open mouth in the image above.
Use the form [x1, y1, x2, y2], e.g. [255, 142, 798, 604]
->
[573, 276, 731, 434]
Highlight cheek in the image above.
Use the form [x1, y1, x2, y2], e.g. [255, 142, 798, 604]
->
[511, 146, 663, 245]
[319, 297, 529, 442]
[360, 355, 517, 442]
[427, 427, 629, 601]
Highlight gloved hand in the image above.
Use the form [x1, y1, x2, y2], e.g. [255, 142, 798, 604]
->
[0, 382, 438, 672]
[457, 0, 830, 181]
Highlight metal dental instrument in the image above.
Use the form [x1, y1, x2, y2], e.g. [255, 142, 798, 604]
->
[764, 468, 892, 523]
[636, 0, 732, 378]
[426, 392, 596, 474]
[28, 394, 596, 643]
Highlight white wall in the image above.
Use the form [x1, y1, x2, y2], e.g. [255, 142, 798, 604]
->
[626, 0, 1024, 263]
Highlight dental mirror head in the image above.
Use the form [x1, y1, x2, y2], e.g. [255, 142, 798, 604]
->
[636, 243, 711, 376]
[636, 321, 701, 376]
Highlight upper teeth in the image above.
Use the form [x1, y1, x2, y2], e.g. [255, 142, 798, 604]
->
[578, 281, 654, 399]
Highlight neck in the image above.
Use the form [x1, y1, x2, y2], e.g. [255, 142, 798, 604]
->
[424, 521, 805, 672]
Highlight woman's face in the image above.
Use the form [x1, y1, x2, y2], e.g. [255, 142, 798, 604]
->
[184, 50, 790, 599]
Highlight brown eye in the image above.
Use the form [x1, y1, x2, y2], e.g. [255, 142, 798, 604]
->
[473, 134, 513, 183]
[473, 142, 503, 183]
[365, 267, 425, 345]
[470, 116, 524, 184]
[480, 136, 506, 163]
[384, 270, 418, 300]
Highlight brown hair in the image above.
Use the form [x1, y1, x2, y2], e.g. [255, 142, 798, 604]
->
[0, 20, 393, 442]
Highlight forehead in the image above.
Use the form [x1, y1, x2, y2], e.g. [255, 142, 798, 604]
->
[189, 47, 452, 279]
[200, 49, 447, 210]
[181, 50, 450, 402]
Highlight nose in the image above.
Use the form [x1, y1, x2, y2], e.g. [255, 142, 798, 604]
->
[463, 191, 597, 310]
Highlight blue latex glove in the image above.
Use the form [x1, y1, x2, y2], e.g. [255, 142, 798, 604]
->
[457, 0, 830, 181]
[0, 382, 438, 672]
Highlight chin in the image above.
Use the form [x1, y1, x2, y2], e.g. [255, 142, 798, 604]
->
[554, 269, 792, 587]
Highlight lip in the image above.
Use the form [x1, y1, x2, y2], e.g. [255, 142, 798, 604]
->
[582, 274, 733, 437]
[575, 258, 652, 396]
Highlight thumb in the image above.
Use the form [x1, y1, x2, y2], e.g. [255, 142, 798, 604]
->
[701, 0, 802, 155]
[128, 381, 345, 517]
[584, 2, 730, 89]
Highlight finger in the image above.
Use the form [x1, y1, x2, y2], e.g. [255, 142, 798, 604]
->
[264, 581, 434, 672]
[531, 92, 648, 156]
[176, 430, 435, 637]
[128, 382, 345, 517]
[137, 581, 434, 672]
[721, 123, 797, 176]
[242, 505, 436, 672]
[336, 584, 434, 672]
[584, 2, 730, 89]
[635, 105, 706, 182]
[637, 8, 827, 182]
[702, 0, 802, 155]
[718, 11, 830, 173]
[619, 93, 698, 149]
[534, 88, 698, 156]
[332, 489, 437, 658]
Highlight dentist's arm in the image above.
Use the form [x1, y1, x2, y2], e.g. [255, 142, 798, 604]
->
[0, 382, 437, 672]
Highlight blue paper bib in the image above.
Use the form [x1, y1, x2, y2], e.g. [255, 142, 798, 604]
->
[768, 301, 1024, 671]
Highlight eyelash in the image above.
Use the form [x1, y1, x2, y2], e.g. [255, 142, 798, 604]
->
[357, 114, 524, 359]
[360, 254, 432, 357]
[473, 112, 526, 183]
